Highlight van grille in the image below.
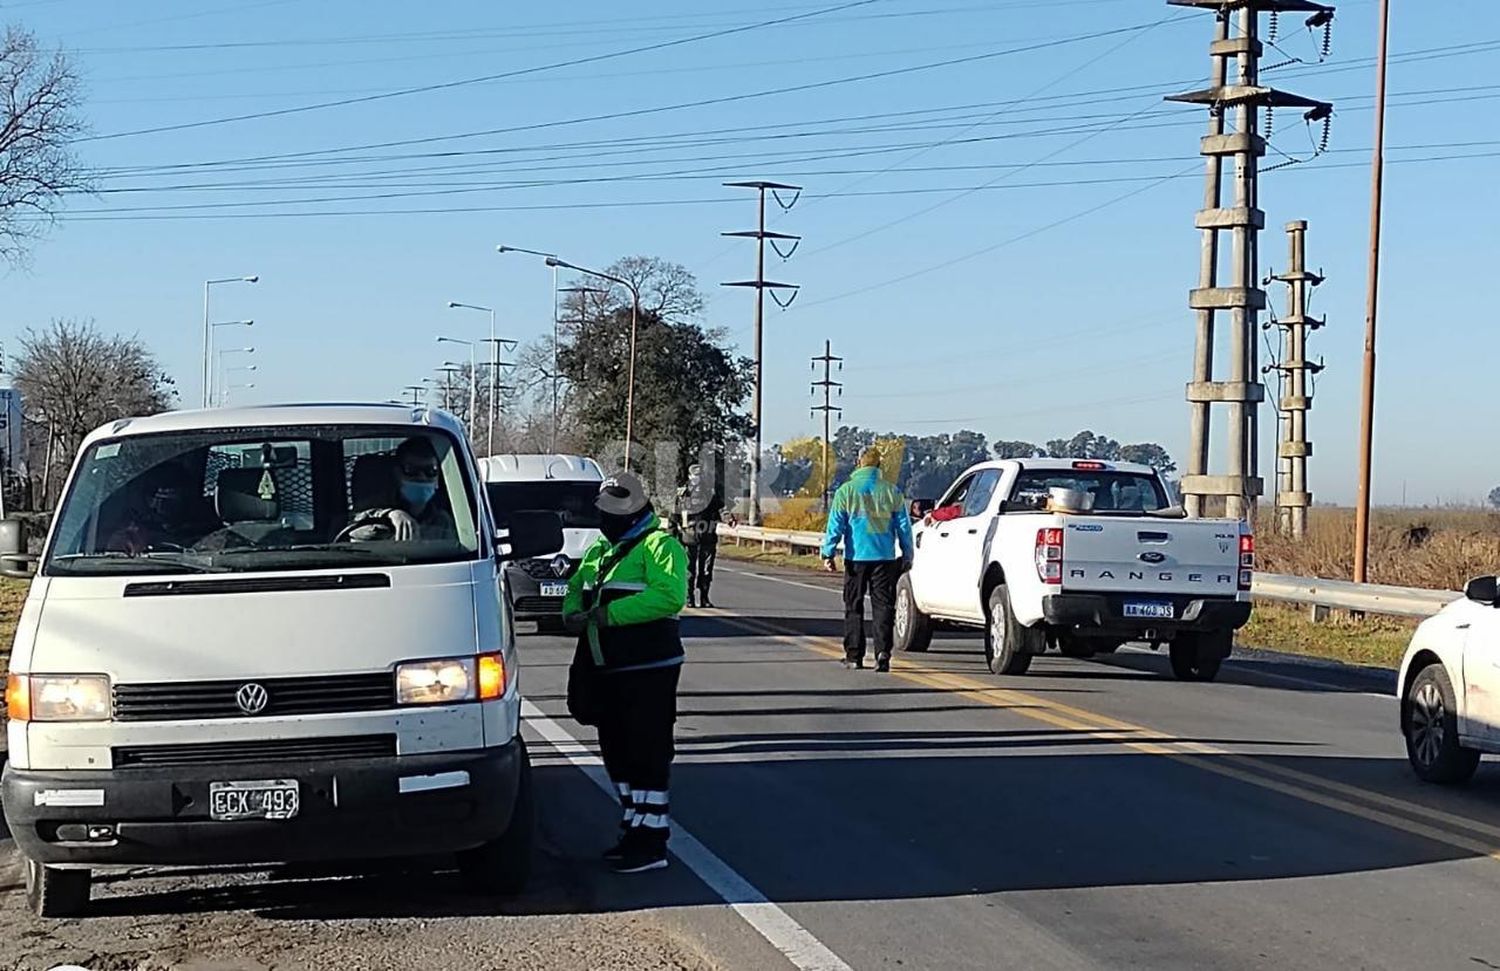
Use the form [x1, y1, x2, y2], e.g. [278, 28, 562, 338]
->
[113, 734, 396, 768]
[112, 673, 395, 722]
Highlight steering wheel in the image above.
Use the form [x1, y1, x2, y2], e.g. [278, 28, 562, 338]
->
[333, 514, 395, 544]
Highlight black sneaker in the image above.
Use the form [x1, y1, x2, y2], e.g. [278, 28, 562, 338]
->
[842, 656, 865, 670]
[611, 841, 669, 874]
[686, 592, 697, 609]
[602, 829, 634, 863]
[699, 594, 715, 608]
[875, 655, 891, 672]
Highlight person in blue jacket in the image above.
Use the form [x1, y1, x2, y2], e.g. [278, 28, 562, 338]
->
[820, 447, 914, 672]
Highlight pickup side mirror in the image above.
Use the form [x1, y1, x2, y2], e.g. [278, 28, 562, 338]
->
[497, 510, 564, 563]
[1465, 575, 1499, 606]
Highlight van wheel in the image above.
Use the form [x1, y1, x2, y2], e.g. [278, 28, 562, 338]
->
[1169, 631, 1227, 682]
[894, 575, 933, 653]
[25, 857, 90, 918]
[459, 741, 535, 896]
[1404, 664, 1480, 785]
[985, 586, 1039, 676]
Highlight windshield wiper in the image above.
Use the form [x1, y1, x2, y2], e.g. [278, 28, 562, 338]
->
[49, 552, 222, 574]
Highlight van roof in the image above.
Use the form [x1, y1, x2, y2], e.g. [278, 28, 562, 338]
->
[80, 403, 466, 447]
[478, 454, 604, 482]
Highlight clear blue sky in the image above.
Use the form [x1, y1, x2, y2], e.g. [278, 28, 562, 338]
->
[2, 0, 1495, 505]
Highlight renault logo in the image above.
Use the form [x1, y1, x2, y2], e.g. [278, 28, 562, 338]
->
[235, 682, 269, 715]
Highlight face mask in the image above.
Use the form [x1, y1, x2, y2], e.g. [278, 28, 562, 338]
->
[599, 511, 640, 543]
[400, 479, 438, 512]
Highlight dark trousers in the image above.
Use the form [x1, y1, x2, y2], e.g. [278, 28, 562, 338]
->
[596, 664, 682, 843]
[686, 535, 718, 597]
[843, 559, 901, 662]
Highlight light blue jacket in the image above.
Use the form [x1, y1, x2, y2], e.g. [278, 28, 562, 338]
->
[821, 466, 914, 563]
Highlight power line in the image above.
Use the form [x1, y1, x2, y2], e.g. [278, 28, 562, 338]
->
[78, 0, 892, 142]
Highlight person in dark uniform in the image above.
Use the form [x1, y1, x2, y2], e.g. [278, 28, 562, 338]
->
[673, 462, 724, 608]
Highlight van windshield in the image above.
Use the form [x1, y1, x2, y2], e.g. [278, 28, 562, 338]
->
[46, 424, 481, 576]
[487, 481, 601, 530]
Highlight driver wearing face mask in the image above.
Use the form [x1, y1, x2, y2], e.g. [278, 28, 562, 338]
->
[349, 437, 457, 542]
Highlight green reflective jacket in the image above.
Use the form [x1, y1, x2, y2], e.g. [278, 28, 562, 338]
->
[563, 514, 688, 671]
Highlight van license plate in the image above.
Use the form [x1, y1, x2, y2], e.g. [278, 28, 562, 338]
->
[1124, 601, 1175, 620]
[209, 780, 300, 821]
[540, 581, 568, 598]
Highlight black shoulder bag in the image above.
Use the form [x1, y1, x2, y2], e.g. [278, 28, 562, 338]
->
[565, 529, 659, 726]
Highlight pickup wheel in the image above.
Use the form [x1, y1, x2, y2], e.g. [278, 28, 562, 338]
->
[25, 857, 90, 918]
[1169, 631, 1228, 682]
[986, 585, 1041, 676]
[894, 574, 933, 653]
[1404, 664, 1480, 785]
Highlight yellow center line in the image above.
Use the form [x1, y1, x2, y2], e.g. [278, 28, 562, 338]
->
[698, 608, 1500, 861]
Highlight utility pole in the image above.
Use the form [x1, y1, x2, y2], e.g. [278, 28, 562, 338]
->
[1353, 0, 1391, 583]
[810, 340, 843, 511]
[1265, 220, 1325, 538]
[403, 385, 425, 407]
[1167, 0, 1333, 522]
[723, 180, 802, 525]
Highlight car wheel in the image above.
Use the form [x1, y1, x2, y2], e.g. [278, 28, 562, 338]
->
[459, 740, 536, 895]
[894, 575, 933, 653]
[985, 585, 1038, 676]
[1169, 631, 1227, 682]
[25, 857, 90, 919]
[1404, 664, 1480, 785]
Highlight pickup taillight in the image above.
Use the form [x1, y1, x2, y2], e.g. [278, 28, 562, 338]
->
[1239, 533, 1254, 590]
[1035, 527, 1063, 584]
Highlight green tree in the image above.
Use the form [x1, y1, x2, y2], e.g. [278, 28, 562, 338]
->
[1120, 442, 1177, 475]
[1046, 430, 1123, 461]
[993, 439, 1045, 459]
[1488, 485, 1500, 509]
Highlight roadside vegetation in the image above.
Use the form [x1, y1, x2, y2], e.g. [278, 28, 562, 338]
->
[1, 576, 26, 730]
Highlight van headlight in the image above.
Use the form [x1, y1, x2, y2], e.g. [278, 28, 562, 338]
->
[396, 658, 474, 705]
[6, 674, 112, 722]
[395, 653, 508, 706]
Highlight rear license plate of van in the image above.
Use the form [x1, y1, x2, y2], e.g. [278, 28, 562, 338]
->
[1124, 601, 1175, 620]
[209, 780, 300, 821]
[539, 582, 568, 598]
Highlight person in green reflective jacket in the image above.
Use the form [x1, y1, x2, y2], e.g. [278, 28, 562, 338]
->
[562, 472, 687, 874]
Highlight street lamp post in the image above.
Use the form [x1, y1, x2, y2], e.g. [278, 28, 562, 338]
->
[543, 257, 640, 466]
[448, 301, 514, 458]
[221, 382, 255, 406]
[208, 320, 254, 406]
[497, 244, 564, 450]
[216, 346, 255, 406]
[201, 275, 257, 408]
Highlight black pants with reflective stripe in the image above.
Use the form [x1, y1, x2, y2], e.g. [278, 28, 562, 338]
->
[596, 664, 681, 839]
[843, 559, 901, 662]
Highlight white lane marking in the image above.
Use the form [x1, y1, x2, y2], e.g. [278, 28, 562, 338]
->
[723, 566, 1395, 699]
[522, 701, 855, 971]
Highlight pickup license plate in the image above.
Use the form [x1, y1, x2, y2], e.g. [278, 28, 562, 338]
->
[1124, 601, 1175, 620]
[540, 581, 568, 598]
[209, 780, 300, 821]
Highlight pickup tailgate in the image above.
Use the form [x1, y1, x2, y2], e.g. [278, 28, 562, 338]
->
[1059, 517, 1244, 599]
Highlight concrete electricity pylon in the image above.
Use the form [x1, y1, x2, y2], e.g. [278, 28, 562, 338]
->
[723, 180, 802, 525]
[810, 340, 843, 511]
[1167, 0, 1333, 521]
[1265, 220, 1324, 538]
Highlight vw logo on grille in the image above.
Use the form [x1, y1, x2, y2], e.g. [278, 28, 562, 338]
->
[235, 682, 269, 715]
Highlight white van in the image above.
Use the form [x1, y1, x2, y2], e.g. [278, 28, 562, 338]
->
[478, 454, 604, 632]
[1, 404, 562, 917]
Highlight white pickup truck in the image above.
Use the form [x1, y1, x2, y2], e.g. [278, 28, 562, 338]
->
[893, 458, 1252, 681]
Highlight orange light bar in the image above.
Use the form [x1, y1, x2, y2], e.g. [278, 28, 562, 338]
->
[477, 653, 506, 701]
[4, 674, 30, 723]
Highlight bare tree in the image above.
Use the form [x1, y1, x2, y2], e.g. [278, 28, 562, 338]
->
[1, 25, 88, 265]
[13, 319, 176, 504]
[559, 256, 705, 327]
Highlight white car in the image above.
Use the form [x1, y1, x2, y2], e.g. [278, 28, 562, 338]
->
[1399, 575, 1500, 784]
[2, 404, 562, 917]
[895, 458, 1252, 681]
[479, 454, 604, 632]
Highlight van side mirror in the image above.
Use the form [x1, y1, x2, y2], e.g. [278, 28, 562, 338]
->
[497, 510, 564, 562]
[1465, 575, 1499, 606]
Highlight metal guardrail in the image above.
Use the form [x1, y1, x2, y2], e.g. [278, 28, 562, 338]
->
[722, 524, 1462, 619]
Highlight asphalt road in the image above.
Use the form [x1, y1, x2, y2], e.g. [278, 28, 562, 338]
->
[7, 563, 1500, 969]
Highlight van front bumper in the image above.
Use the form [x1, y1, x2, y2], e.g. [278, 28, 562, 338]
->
[1, 740, 522, 867]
